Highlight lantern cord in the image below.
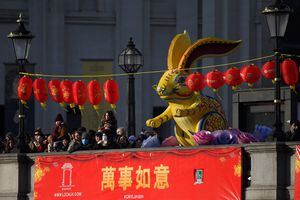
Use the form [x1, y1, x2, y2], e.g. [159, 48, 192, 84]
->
[19, 54, 281, 78]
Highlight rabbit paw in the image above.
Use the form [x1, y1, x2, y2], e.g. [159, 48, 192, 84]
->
[146, 119, 161, 128]
[175, 108, 188, 117]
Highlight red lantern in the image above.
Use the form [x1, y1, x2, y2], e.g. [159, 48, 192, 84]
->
[73, 80, 87, 110]
[17, 76, 33, 105]
[262, 60, 275, 83]
[87, 80, 102, 111]
[281, 58, 299, 91]
[205, 70, 225, 92]
[48, 79, 65, 108]
[60, 80, 75, 109]
[185, 72, 205, 92]
[33, 78, 48, 109]
[240, 64, 261, 87]
[103, 79, 119, 109]
[223, 67, 243, 90]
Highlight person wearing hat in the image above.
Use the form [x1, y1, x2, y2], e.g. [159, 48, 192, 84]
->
[286, 119, 300, 141]
[52, 113, 67, 141]
[128, 135, 137, 148]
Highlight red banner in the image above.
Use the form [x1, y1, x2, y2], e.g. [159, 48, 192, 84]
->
[34, 147, 242, 200]
[295, 145, 300, 200]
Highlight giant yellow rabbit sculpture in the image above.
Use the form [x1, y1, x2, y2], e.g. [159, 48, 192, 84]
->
[146, 31, 242, 146]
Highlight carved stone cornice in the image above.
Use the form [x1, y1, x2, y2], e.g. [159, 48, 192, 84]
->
[0, 153, 30, 164]
[64, 12, 115, 25]
[243, 142, 289, 153]
[0, 9, 28, 23]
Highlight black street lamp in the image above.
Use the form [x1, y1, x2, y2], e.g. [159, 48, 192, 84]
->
[262, 0, 291, 141]
[118, 37, 143, 136]
[8, 13, 34, 152]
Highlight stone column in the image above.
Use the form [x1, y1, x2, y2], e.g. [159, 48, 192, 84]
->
[0, 154, 31, 200]
[244, 142, 291, 200]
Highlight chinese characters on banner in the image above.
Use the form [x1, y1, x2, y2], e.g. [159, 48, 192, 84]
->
[295, 145, 300, 200]
[34, 147, 242, 200]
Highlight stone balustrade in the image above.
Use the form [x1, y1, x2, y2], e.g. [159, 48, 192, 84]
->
[0, 142, 299, 200]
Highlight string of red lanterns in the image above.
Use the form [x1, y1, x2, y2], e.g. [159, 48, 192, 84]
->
[17, 58, 299, 110]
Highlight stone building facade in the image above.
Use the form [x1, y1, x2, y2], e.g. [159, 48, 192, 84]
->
[0, 0, 299, 137]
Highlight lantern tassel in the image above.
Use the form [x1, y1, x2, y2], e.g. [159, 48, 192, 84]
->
[40, 102, 47, 110]
[232, 85, 239, 91]
[93, 105, 100, 116]
[59, 102, 67, 111]
[93, 105, 99, 111]
[69, 103, 76, 114]
[21, 100, 29, 109]
[79, 105, 84, 110]
[70, 103, 75, 109]
[248, 83, 254, 88]
[272, 79, 275, 84]
[110, 104, 116, 110]
[290, 85, 297, 94]
[212, 88, 218, 93]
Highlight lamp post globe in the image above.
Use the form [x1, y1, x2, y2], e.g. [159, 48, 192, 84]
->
[8, 13, 34, 66]
[262, 0, 291, 141]
[8, 13, 34, 153]
[118, 37, 143, 136]
[118, 37, 143, 73]
[262, 1, 291, 38]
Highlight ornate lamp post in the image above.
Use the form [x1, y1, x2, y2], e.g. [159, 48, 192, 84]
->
[118, 37, 143, 136]
[262, 0, 291, 141]
[8, 13, 34, 152]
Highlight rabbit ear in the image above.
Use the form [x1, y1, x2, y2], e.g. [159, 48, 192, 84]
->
[178, 37, 242, 70]
[167, 30, 191, 70]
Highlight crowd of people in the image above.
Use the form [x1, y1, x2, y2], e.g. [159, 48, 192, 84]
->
[0, 111, 165, 154]
[1, 110, 300, 154]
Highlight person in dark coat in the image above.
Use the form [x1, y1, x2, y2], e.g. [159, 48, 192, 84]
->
[68, 132, 92, 153]
[93, 131, 109, 150]
[67, 130, 82, 153]
[2, 132, 17, 153]
[52, 113, 65, 141]
[115, 127, 129, 149]
[286, 120, 300, 141]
